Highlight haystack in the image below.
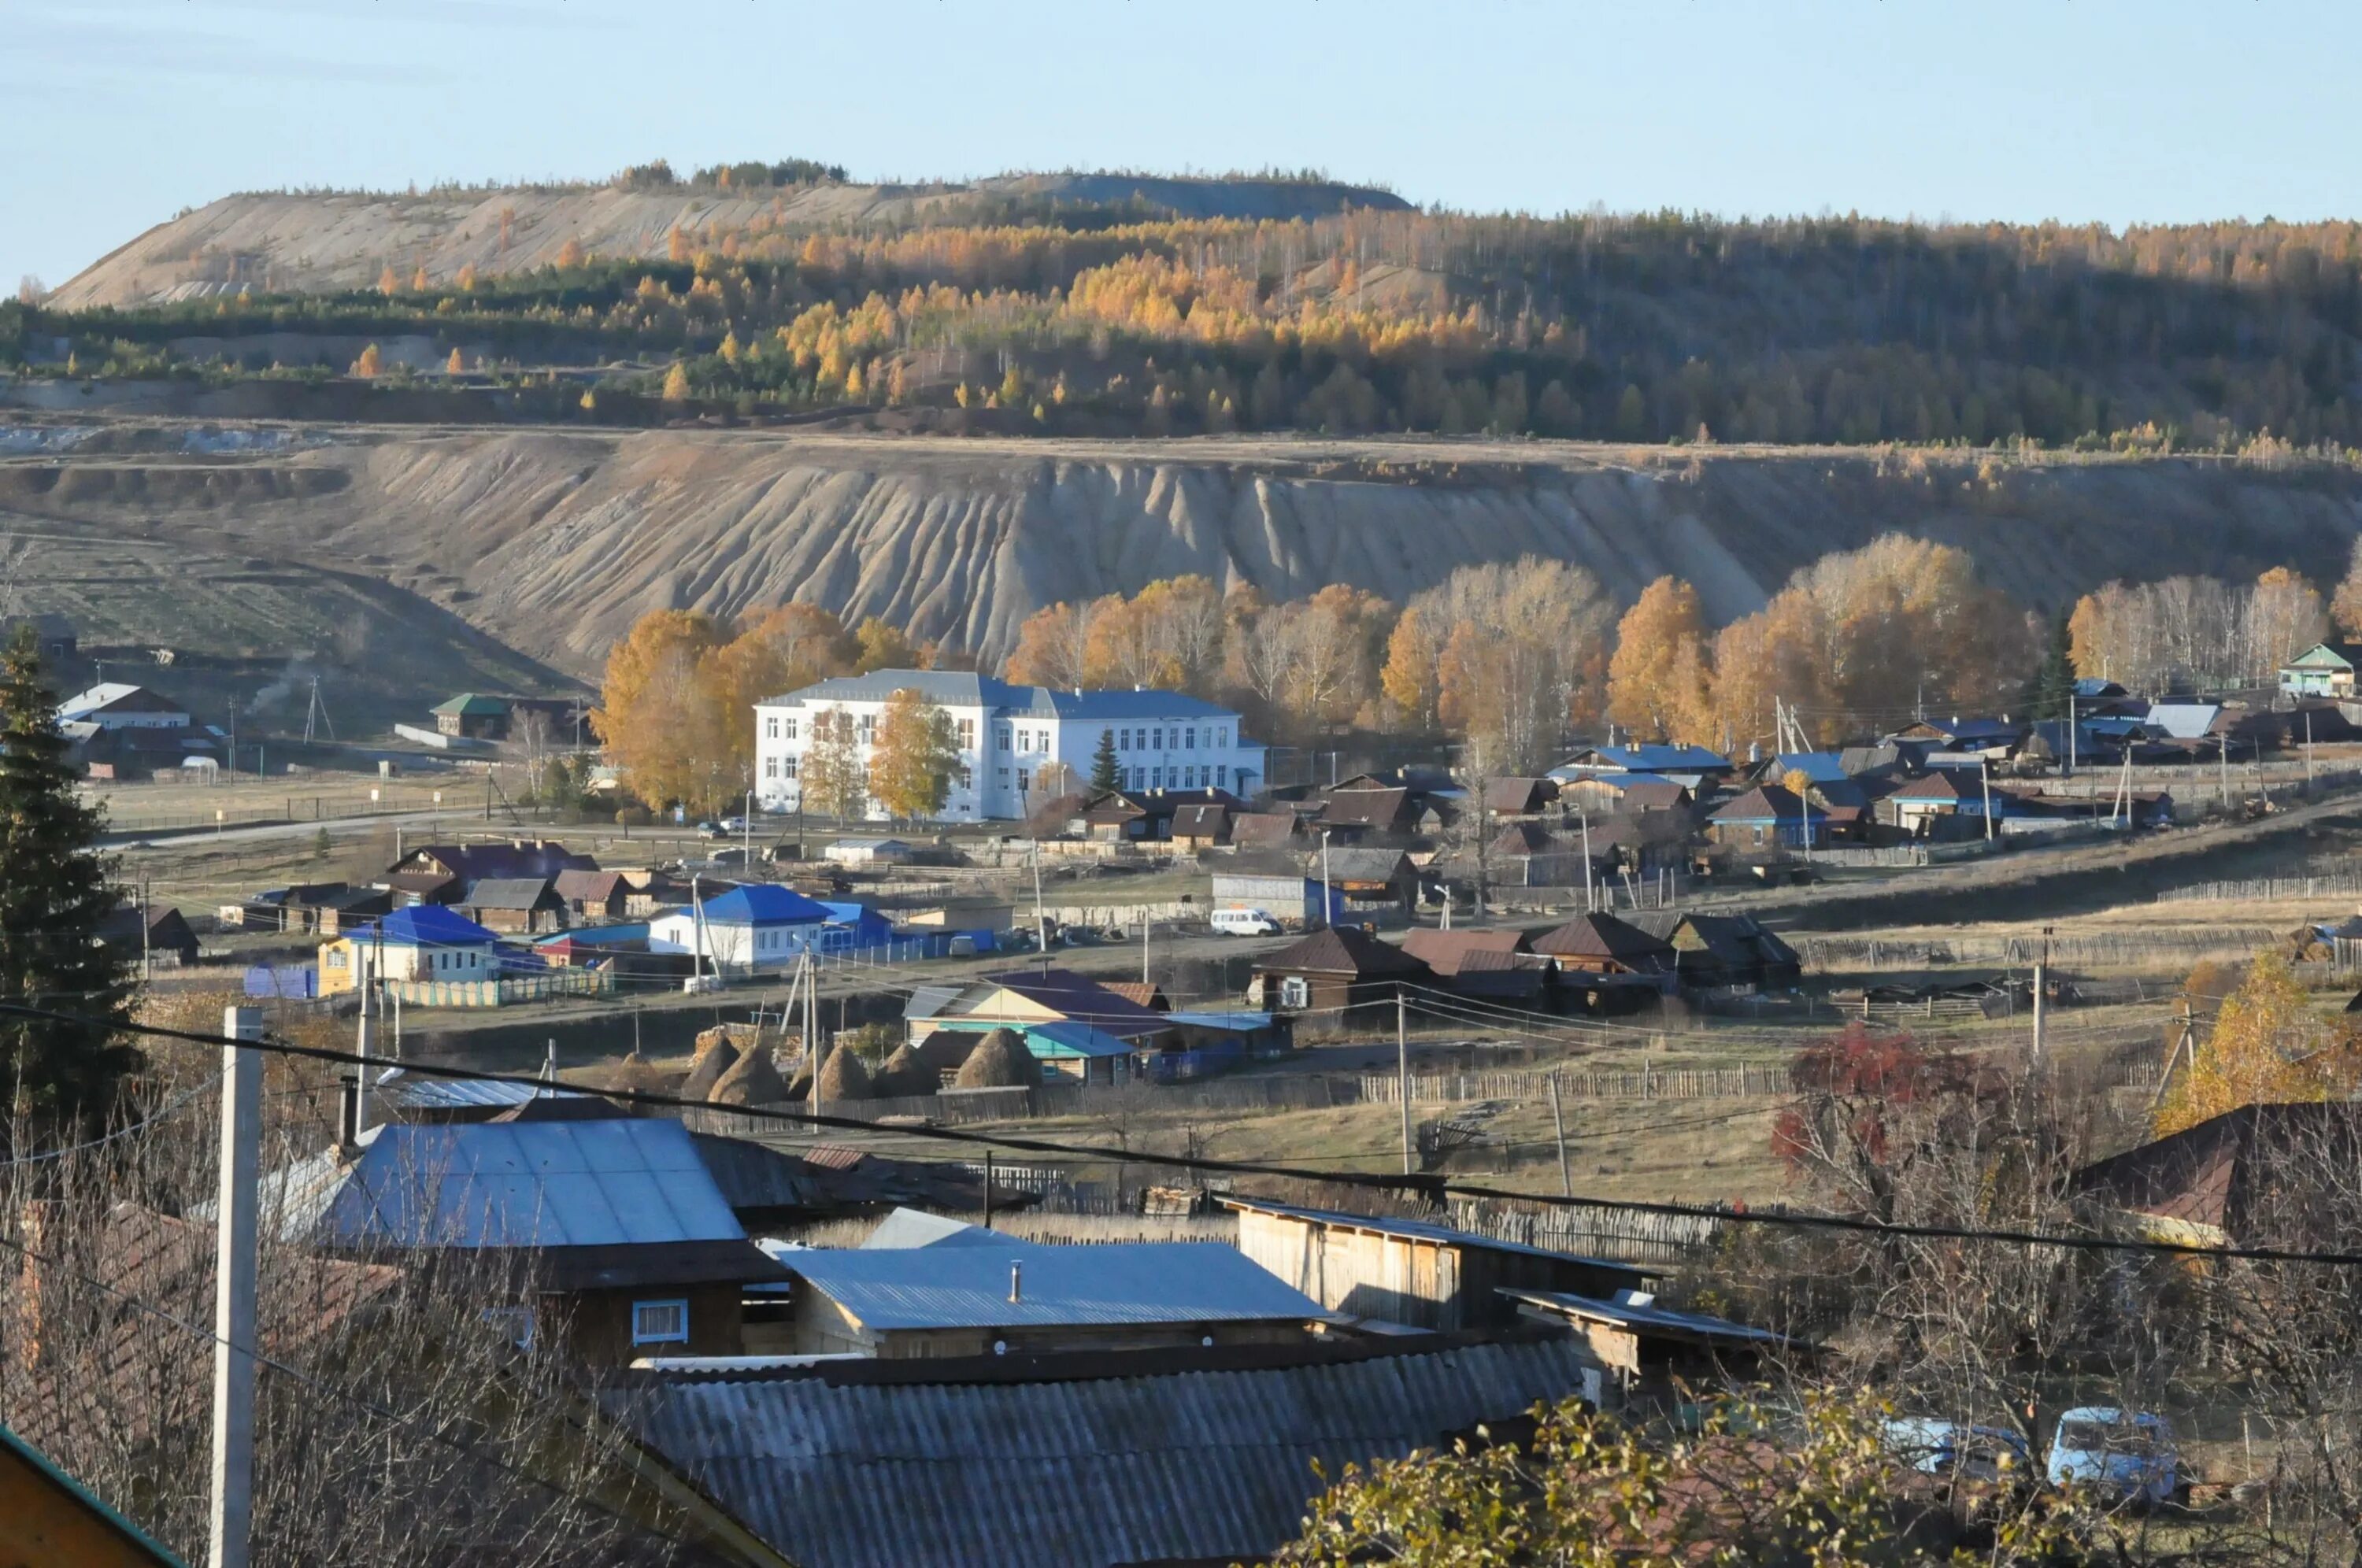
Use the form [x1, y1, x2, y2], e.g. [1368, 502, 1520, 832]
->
[815, 1044, 876, 1103]
[709, 1045, 789, 1107]
[593, 1050, 683, 1100]
[953, 1027, 1038, 1089]
[680, 1036, 741, 1101]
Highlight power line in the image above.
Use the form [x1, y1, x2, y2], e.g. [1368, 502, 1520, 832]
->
[19, 999, 2362, 1270]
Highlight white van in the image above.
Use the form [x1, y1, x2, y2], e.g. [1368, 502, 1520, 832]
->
[1210, 907, 1282, 937]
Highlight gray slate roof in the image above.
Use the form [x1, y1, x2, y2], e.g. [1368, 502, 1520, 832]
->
[763, 668, 1238, 721]
[602, 1337, 1598, 1568]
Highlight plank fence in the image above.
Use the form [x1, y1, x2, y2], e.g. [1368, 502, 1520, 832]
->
[2157, 872, 2362, 904]
[1446, 1197, 1726, 1270]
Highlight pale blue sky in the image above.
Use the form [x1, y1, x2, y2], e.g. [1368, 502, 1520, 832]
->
[4, 0, 2356, 294]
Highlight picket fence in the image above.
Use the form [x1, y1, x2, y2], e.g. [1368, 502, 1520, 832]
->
[2157, 871, 2362, 904]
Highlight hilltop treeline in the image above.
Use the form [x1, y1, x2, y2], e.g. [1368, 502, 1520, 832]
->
[15, 198, 2362, 449]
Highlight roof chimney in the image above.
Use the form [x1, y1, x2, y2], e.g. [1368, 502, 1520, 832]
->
[1009, 1260, 1023, 1304]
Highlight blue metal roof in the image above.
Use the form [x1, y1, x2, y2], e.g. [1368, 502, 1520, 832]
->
[700, 884, 830, 926]
[1223, 1197, 1652, 1278]
[1021, 1021, 1135, 1060]
[1164, 1009, 1275, 1031]
[771, 1241, 1327, 1330]
[346, 903, 498, 948]
[265, 1119, 746, 1250]
[853, 1209, 1027, 1251]
[601, 1337, 1596, 1568]
[1580, 744, 1731, 772]
[1772, 752, 1851, 783]
[2145, 703, 2223, 740]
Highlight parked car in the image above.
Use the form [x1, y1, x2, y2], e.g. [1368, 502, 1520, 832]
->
[1210, 907, 1281, 937]
[2046, 1408, 2181, 1507]
[694, 820, 724, 838]
[1884, 1418, 2031, 1488]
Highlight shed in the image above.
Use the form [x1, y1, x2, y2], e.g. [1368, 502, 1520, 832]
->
[1210, 871, 1340, 929]
[457, 876, 566, 934]
[1502, 1289, 1802, 1413]
[1224, 1197, 1651, 1331]
[98, 904, 200, 967]
[431, 692, 509, 740]
[824, 838, 916, 867]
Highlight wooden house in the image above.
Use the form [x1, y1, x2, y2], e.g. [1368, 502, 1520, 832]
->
[457, 877, 567, 934]
[1625, 911, 1801, 992]
[1249, 927, 1431, 1029]
[553, 869, 630, 922]
[1224, 1198, 1650, 1331]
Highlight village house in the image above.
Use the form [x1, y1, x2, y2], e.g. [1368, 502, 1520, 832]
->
[455, 876, 568, 935]
[552, 868, 631, 923]
[2281, 641, 2362, 699]
[2067, 1102, 2362, 1248]
[753, 669, 1264, 822]
[317, 904, 500, 997]
[1624, 911, 1802, 993]
[1249, 926, 1432, 1030]
[1885, 716, 2023, 756]
[1555, 771, 1693, 816]
[1883, 767, 1997, 836]
[256, 1116, 787, 1365]
[379, 839, 598, 905]
[1314, 776, 1449, 841]
[1224, 1198, 1652, 1331]
[1485, 821, 1593, 888]
[1706, 784, 1828, 851]
[57, 682, 190, 730]
[900, 968, 1175, 1070]
[1168, 797, 1238, 849]
[98, 904, 200, 967]
[646, 883, 831, 975]
[429, 692, 509, 740]
[822, 836, 915, 866]
[748, 1210, 1330, 1359]
[1556, 743, 1733, 791]
[1483, 775, 1560, 817]
[1531, 912, 1678, 981]
[1323, 845, 1418, 919]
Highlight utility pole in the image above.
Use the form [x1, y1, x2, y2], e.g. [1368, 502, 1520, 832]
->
[1141, 912, 1151, 986]
[1547, 1071, 1572, 1198]
[2306, 708, 2316, 789]
[1979, 757, 1994, 841]
[1396, 990, 1412, 1176]
[742, 788, 753, 868]
[1579, 808, 1594, 913]
[209, 1006, 264, 1568]
[139, 875, 150, 984]
[1319, 828, 1334, 931]
[2152, 999, 2197, 1110]
[2031, 925, 2051, 1066]
[1030, 837, 1048, 963]
[2219, 732, 2231, 812]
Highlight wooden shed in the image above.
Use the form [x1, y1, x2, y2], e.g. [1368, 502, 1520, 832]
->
[1221, 1197, 1651, 1331]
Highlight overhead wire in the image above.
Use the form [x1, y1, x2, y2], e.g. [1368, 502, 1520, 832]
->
[21, 998, 2362, 1270]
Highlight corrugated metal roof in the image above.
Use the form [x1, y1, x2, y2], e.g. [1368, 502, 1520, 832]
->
[601, 1337, 1596, 1568]
[1223, 1197, 1653, 1279]
[852, 1209, 1019, 1250]
[1503, 1289, 1792, 1344]
[774, 1241, 1326, 1330]
[370, 1067, 594, 1111]
[265, 1119, 746, 1250]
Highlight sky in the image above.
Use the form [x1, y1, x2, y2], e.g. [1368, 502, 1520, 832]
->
[3, 0, 2359, 293]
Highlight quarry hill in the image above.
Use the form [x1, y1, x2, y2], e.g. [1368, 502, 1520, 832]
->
[2, 422, 2356, 682]
[50, 171, 1409, 309]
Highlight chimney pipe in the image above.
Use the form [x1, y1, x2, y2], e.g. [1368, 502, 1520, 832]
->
[1009, 1260, 1022, 1304]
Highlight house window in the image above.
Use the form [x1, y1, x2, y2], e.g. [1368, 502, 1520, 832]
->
[858, 714, 876, 744]
[1153, 727, 1164, 749]
[957, 717, 975, 749]
[994, 725, 1011, 752]
[1186, 727, 1197, 749]
[1016, 768, 1030, 792]
[1216, 765, 1228, 787]
[784, 716, 799, 742]
[1215, 727, 1227, 747]
[957, 765, 972, 789]
[764, 757, 779, 779]
[631, 1300, 690, 1345]
[1279, 976, 1310, 1009]
[480, 1305, 536, 1349]
[997, 767, 1010, 783]
[1119, 727, 1131, 749]
[782, 758, 799, 779]
[764, 715, 779, 740]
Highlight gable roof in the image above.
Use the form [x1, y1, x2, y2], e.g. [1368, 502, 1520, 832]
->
[1483, 777, 1557, 814]
[1568, 744, 1731, 774]
[1255, 926, 1431, 980]
[58, 682, 185, 717]
[1709, 784, 1817, 824]
[1490, 821, 1560, 857]
[598, 1336, 1597, 1568]
[1889, 769, 1980, 802]
[1324, 846, 1412, 882]
[1316, 786, 1413, 829]
[346, 903, 500, 948]
[553, 869, 625, 902]
[1770, 752, 1852, 784]
[697, 884, 831, 926]
[2282, 642, 2358, 671]
[431, 692, 509, 716]
[767, 669, 1241, 722]
[2145, 702, 2227, 740]
[1228, 811, 1303, 848]
[2067, 1102, 2362, 1241]
[1398, 927, 1529, 976]
[461, 877, 557, 911]
[1531, 912, 1677, 964]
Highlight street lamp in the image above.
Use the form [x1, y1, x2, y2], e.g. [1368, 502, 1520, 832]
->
[1319, 827, 1333, 931]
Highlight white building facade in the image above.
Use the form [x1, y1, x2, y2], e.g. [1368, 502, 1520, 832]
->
[753, 670, 1266, 823]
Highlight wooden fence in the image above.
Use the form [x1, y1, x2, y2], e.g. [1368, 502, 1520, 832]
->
[1359, 1063, 1790, 1105]
[2157, 871, 2362, 904]
[1446, 1197, 1725, 1270]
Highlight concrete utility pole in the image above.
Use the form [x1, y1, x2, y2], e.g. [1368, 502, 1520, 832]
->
[2306, 709, 2316, 788]
[1030, 838, 1048, 961]
[1396, 991, 1412, 1176]
[1979, 758, 1994, 841]
[1141, 913, 1151, 986]
[1319, 829, 1334, 931]
[1548, 1071, 1572, 1198]
[2031, 925, 2052, 1066]
[209, 1006, 264, 1568]
[2219, 732, 2231, 810]
[1579, 808, 1594, 913]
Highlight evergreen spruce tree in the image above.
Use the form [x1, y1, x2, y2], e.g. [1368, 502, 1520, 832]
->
[1090, 728, 1121, 793]
[0, 627, 137, 1145]
[2022, 608, 2076, 719]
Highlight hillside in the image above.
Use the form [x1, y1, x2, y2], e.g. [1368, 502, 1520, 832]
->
[48, 172, 1409, 309]
[2, 420, 2356, 682]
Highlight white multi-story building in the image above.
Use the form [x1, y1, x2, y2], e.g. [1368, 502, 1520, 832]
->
[753, 669, 1266, 822]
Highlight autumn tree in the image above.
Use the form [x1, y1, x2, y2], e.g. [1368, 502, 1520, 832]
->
[1002, 599, 1104, 690]
[351, 343, 383, 378]
[554, 236, 587, 268]
[1605, 575, 1713, 742]
[866, 688, 960, 823]
[702, 604, 857, 779]
[1378, 608, 1443, 732]
[2156, 948, 2360, 1136]
[852, 616, 922, 674]
[2248, 564, 2328, 676]
[590, 609, 730, 811]
[661, 362, 690, 400]
[800, 707, 866, 822]
[1416, 558, 1612, 772]
[444, 347, 463, 375]
[1227, 584, 1392, 743]
[377, 264, 399, 296]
